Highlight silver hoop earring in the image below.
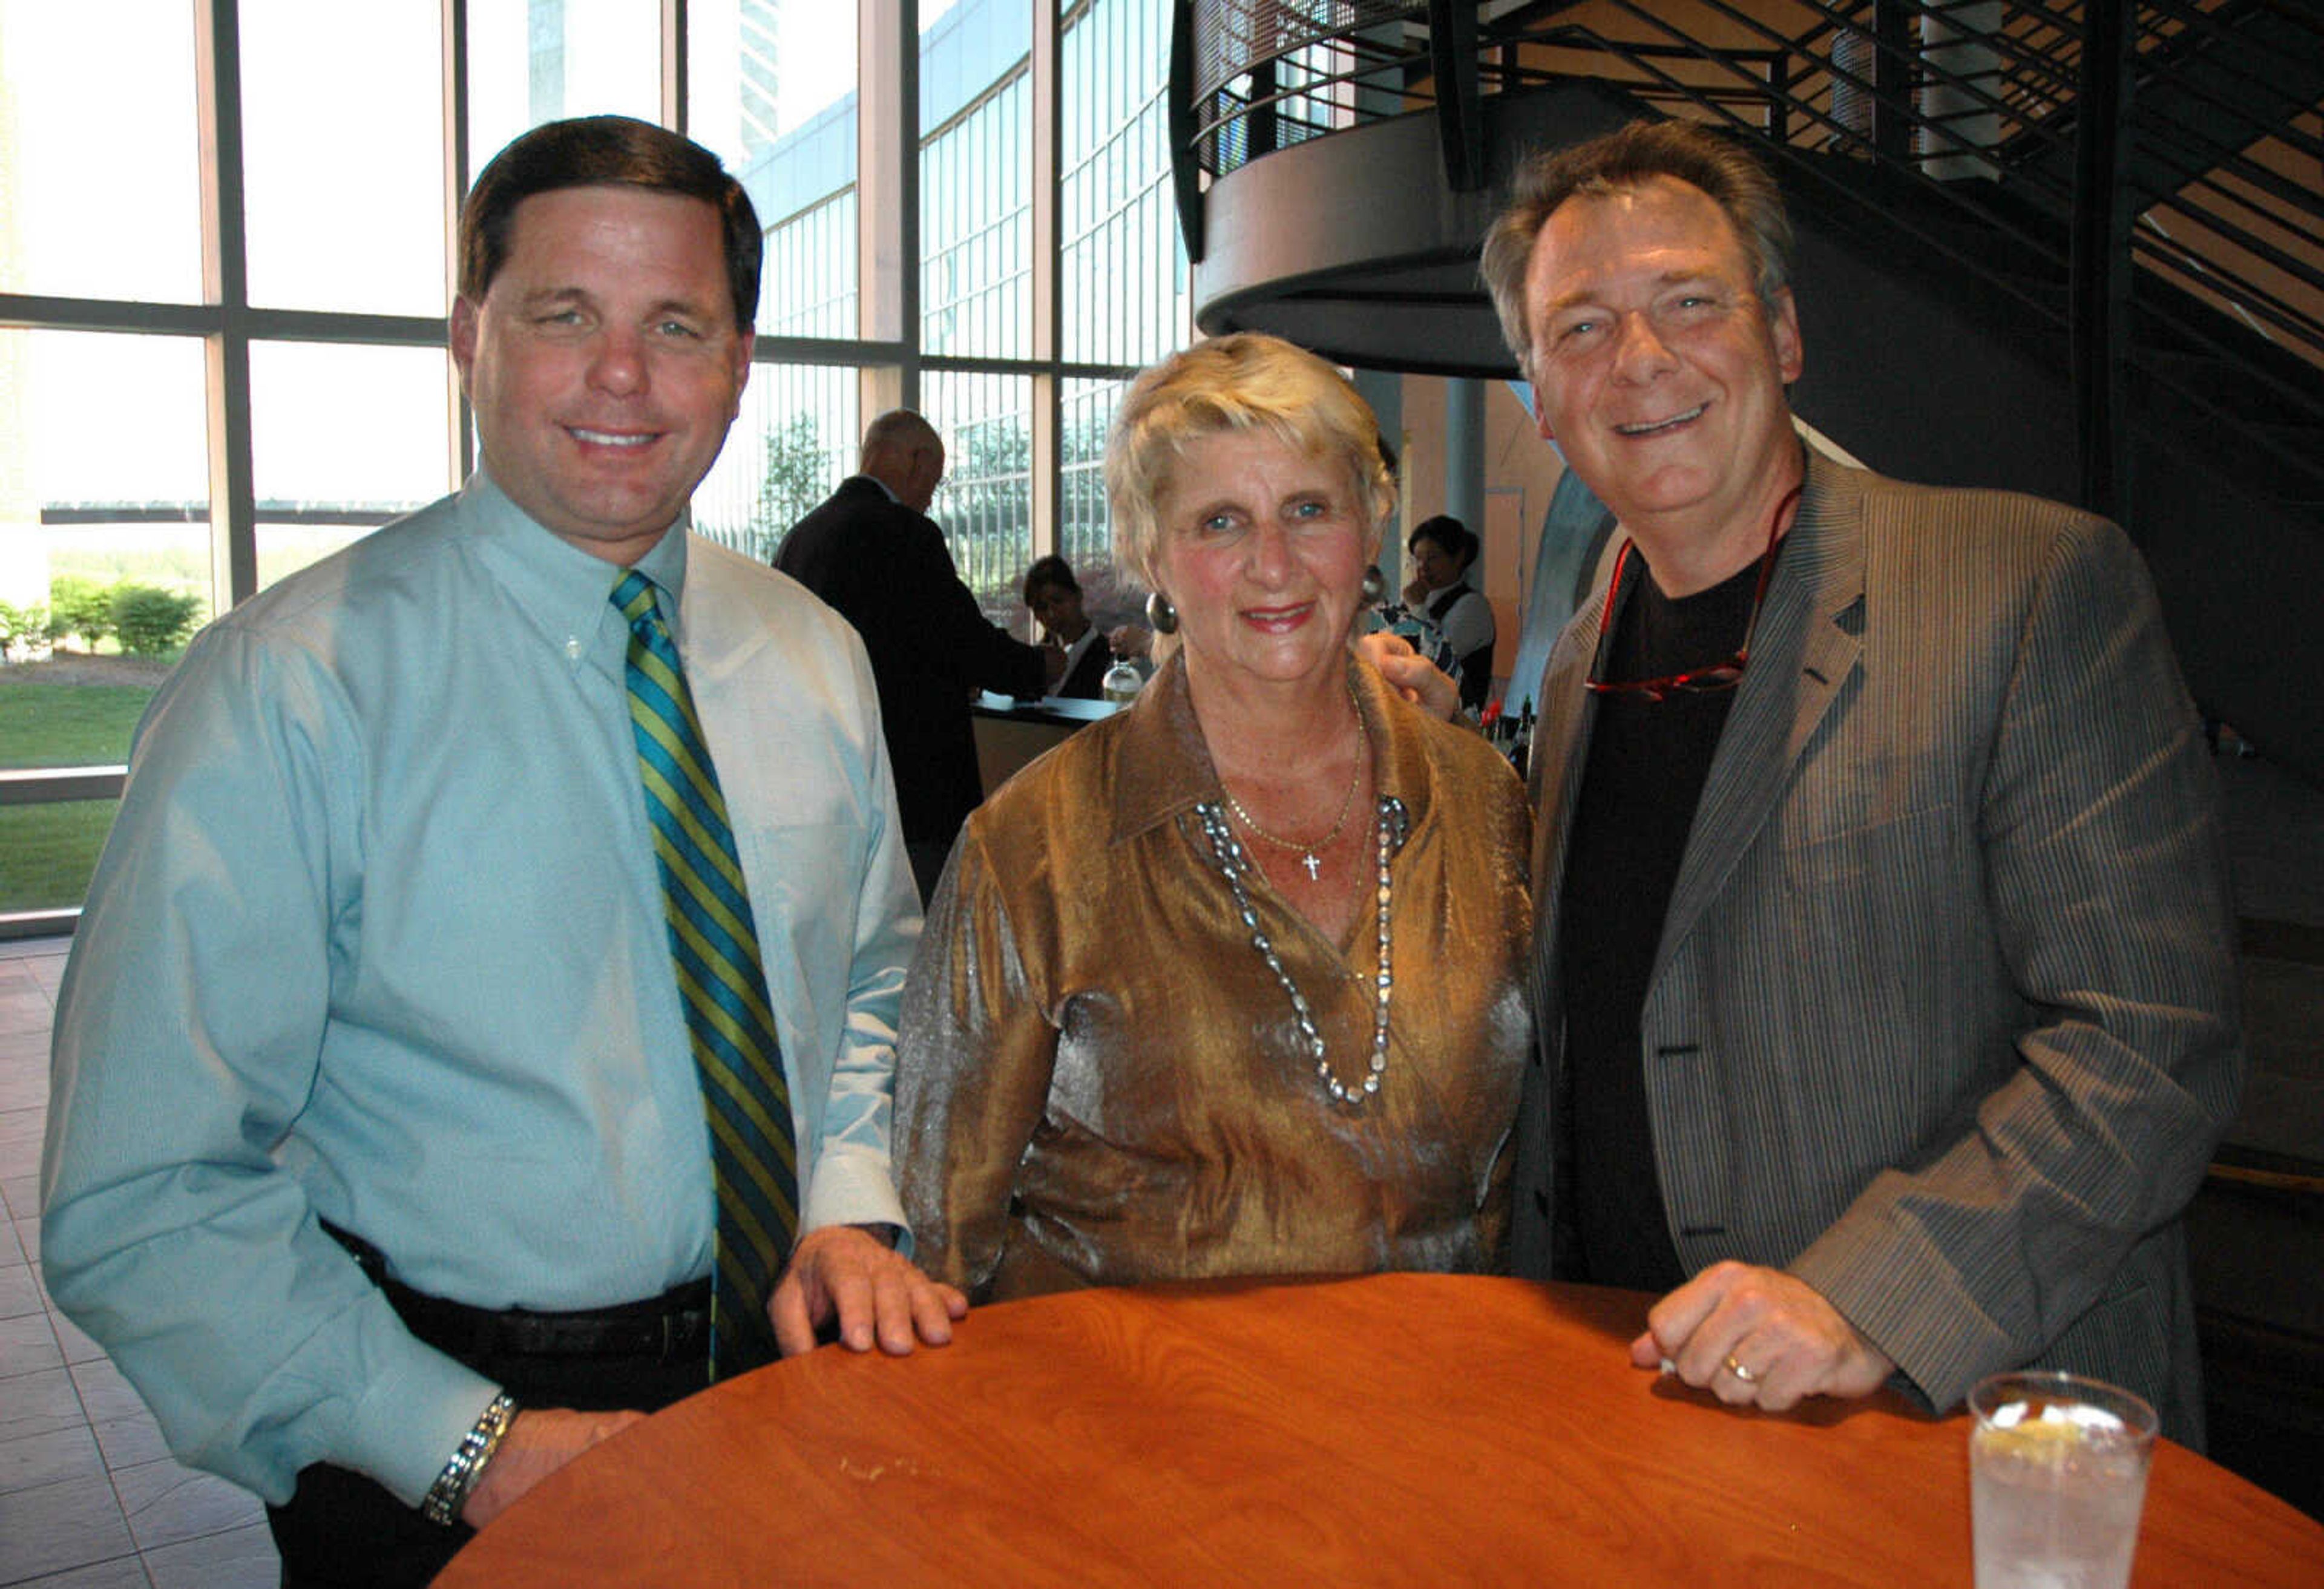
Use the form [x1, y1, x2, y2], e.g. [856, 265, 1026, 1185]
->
[1144, 591, 1179, 635]
[1361, 565, 1386, 604]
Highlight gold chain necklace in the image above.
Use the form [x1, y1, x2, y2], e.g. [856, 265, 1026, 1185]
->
[1220, 699, 1370, 883]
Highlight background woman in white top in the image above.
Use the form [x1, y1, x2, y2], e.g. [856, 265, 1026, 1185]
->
[1403, 514, 1496, 710]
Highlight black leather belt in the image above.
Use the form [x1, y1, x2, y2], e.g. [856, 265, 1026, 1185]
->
[324, 1223, 711, 1365]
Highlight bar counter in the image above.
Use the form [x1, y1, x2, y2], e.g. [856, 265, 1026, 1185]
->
[970, 689, 1121, 795]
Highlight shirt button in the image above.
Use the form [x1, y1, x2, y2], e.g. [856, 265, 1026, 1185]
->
[565, 636, 583, 661]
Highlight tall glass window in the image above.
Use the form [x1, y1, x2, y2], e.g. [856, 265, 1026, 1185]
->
[692, 0, 860, 338]
[251, 343, 454, 587]
[921, 0, 1032, 359]
[1059, 374, 1138, 617]
[0, 332, 209, 916]
[2, 0, 1196, 926]
[468, 0, 663, 171]
[758, 180, 859, 341]
[0, 5, 204, 304]
[241, 0, 448, 316]
[2, 329, 213, 651]
[924, 370, 1032, 623]
[1062, 0, 1186, 368]
[694, 362, 862, 563]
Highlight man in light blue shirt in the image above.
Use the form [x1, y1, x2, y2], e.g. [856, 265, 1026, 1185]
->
[42, 116, 963, 1586]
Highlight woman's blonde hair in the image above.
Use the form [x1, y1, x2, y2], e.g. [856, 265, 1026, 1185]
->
[1104, 333, 1397, 608]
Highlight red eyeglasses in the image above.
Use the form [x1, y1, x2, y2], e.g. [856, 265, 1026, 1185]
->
[1583, 481, 1803, 704]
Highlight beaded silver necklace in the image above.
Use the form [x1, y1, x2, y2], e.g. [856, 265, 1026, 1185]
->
[1196, 796, 1408, 1106]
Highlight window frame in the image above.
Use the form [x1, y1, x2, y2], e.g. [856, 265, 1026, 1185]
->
[0, 0, 1189, 935]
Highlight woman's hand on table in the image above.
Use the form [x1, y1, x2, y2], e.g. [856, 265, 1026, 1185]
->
[462, 1409, 646, 1530]
[1630, 1260, 1896, 1412]
[769, 1224, 970, 1357]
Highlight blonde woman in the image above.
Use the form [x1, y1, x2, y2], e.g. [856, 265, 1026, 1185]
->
[897, 333, 1531, 1300]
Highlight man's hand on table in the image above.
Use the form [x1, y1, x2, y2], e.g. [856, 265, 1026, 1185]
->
[1353, 631, 1461, 721]
[459, 1230, 963, 1528]
[770, 1224, 969, 1357]
[1629, 1260, 1896, 1412]
[462, 1408, 645, 1530]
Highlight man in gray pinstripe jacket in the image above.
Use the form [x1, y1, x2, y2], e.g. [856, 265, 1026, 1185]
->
[1480, 119, 2242, 1442]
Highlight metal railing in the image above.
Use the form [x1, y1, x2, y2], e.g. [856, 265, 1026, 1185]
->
[1175, 0, 2324, 511]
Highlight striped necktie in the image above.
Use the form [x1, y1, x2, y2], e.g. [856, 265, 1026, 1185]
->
[612, 569, 797, 1378]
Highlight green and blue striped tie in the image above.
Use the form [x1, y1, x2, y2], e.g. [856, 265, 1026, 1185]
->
[614, 569, 797, 1378]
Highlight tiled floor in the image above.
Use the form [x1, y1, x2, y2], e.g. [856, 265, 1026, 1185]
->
[0, 940, 278, 1589]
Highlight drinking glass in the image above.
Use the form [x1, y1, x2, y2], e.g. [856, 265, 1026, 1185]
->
[1968, 1371, 2158, 1589]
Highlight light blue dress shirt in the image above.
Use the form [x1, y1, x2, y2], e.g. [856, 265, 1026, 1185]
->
[42, 471, 921, 1509]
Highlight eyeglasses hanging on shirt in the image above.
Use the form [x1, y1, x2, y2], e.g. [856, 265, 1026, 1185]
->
[1583, 480, 1803, 705]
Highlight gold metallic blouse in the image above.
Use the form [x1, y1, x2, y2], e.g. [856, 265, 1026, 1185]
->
[895, 655, 1533, 1301]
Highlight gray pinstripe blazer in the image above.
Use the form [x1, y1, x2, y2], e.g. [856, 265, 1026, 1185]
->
[1508, 451, 2244, 1443]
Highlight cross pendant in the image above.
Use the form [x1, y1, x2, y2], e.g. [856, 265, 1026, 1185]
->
[1300, 851, 1321, 882]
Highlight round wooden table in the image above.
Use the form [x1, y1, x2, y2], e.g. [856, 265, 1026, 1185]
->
[435, 1273, 2323, 1586]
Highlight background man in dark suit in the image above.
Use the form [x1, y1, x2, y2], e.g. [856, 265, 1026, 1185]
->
[1480, 119, 2242, 1439]
[776, 410, 1064, 900]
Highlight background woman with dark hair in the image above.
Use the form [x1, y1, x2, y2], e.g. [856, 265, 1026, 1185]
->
[1020, 555, 1112, 699]
[1403, 514, 1495, 711]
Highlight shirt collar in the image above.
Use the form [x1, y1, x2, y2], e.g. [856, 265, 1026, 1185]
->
[1107, 652, 1436, 848]
[461, 466, 692, 683]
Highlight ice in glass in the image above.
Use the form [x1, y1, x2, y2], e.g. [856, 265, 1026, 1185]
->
[1968, 1371, 2159, 1589]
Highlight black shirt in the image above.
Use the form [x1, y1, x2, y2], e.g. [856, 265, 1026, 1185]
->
[1556, 543, 1772, 1291]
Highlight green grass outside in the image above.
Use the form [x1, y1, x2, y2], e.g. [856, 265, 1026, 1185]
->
[0, 800, 122, 912]
[2, 664, 166, 913]
[0, 680, 155, 767]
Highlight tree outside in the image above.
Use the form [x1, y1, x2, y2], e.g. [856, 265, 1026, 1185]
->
[47, 575, 117, 652]
[749, 412, 835, 563]
[938, 416, 1032, 624]
[2, 567, 202, 912]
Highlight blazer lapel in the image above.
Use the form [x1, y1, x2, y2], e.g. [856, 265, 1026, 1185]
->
[1652, 453, 1866, 981]
[1529, 605, 1603, 937]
